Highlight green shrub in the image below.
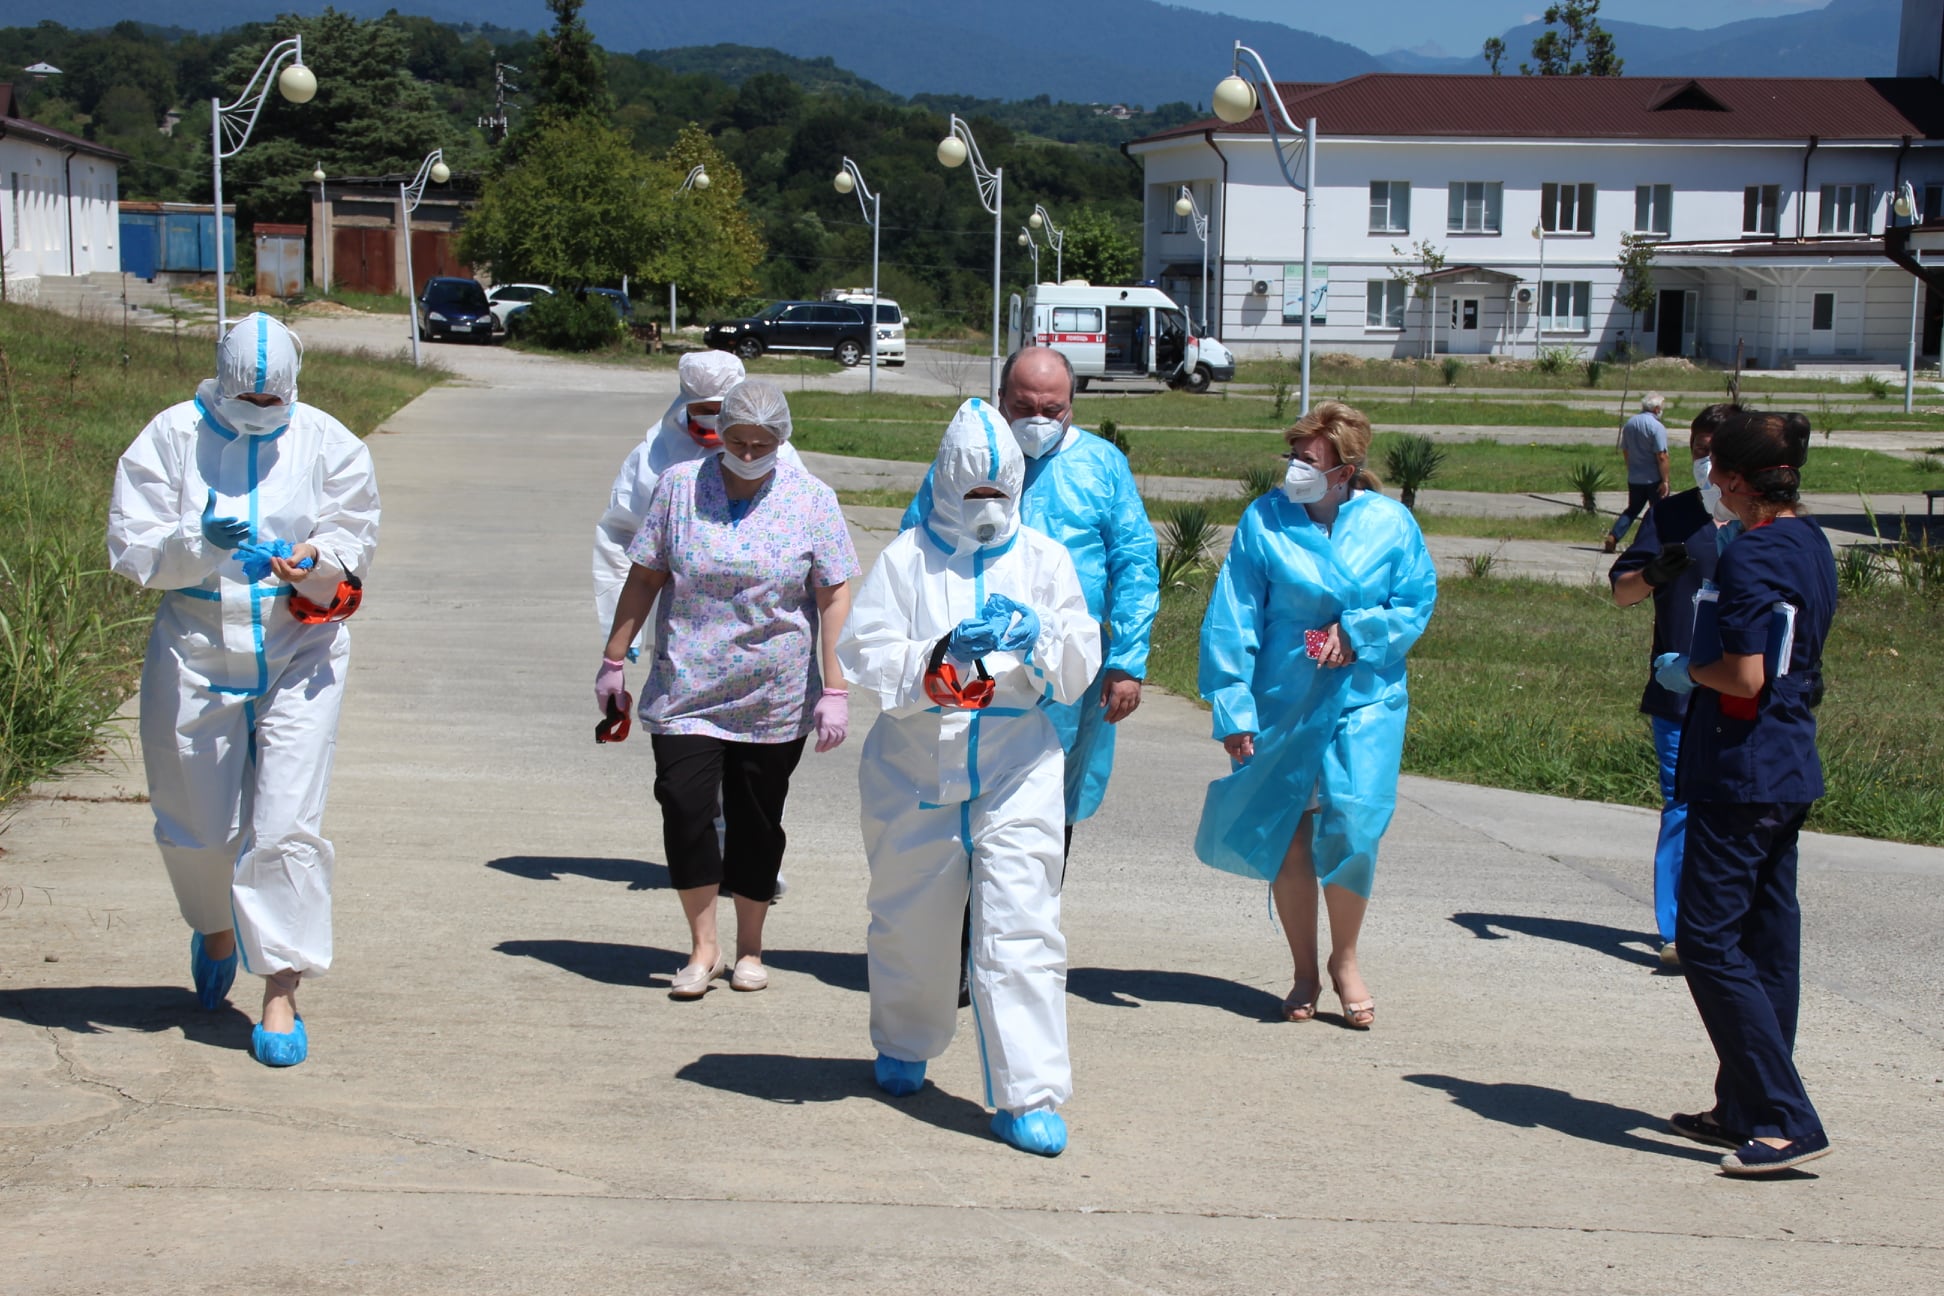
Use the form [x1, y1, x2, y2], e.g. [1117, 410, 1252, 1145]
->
[1584, 359, 1603, 386]
[1238, 462, 1283, 498]
[1158, 501, 1219, 587]
[1440, 357, 1462, 386]
[1536, 344, 1580, 376]
[509, 291, 620, 352]
[1383, 433, 1447, 509]
[1098, 418, 1130, 455]
[1568, 459, 1610, 514]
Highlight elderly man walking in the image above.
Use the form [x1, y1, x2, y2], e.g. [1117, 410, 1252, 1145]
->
[1605, 393, 1671, 553]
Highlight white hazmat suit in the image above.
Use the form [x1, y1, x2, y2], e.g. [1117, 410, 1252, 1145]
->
[839, 398, 1100, 1123]
[107, 313, 380, 978]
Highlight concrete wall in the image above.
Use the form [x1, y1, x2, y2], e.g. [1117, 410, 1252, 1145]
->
[0, 137, 120, 289]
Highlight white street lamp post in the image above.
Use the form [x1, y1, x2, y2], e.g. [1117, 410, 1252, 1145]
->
[400, 149, 451, 368]
[211, 36, 315, 343]
[834, 157, 883, 394]
[1174, 185, 1211, 336]
[938, 114, 1004, 400]
[1532, 223, 1547, 361]
[1018, 227, 1040, 283]
[1213, 45, 1316, 413]
[670, 163, 710, 332]
[312, 162, 328, 295]
[1028, 204, 1063, 282]
[1896, 182, 1919, 412]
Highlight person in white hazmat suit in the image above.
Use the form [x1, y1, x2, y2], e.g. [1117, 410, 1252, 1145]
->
[107, 312, 380, 1068]
[838, 398, 1101, 1157]
[593, 350, 803, 659]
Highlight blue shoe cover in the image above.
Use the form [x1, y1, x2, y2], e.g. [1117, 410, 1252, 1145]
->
[189, 932, 238, 1011]
[991, 1109, 1067, 1156]
[251, 1016, 308, 1068]
[873, 1053, 926, 1096]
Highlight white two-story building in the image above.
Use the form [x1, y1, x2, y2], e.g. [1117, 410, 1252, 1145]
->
[1129, 58, 1944, 369]
[0, 83, 125, 299]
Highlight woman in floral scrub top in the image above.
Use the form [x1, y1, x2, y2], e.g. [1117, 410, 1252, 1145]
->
[598, 379, 859, 999]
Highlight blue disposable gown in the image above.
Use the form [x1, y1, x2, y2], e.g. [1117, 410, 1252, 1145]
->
[1194, 488, 1437, 895]
[901, 427, 1159, 822]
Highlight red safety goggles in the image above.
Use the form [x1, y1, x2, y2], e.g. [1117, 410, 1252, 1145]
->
[923, 636, 996, 710]
[596, 691, 634, 743]
[289, 575, 363, 624]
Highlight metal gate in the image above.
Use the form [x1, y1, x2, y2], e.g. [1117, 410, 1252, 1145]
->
[408, 230, 464, 295]
[332, 227, 395, 294]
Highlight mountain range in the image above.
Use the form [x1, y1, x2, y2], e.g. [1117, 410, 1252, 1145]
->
[0, 0, 1911, 101]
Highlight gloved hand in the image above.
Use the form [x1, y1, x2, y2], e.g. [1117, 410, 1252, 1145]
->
[812, 688, 849, 753]
[1653, 651, 1695, 695]
[947, 613, 1003, 661]
[235, 538, 314, 583]
[596, 657, 627, 714]
[1640, 541, 1693, 589]
[201, 489, 252, 551]
[982, 593, 1040, 655]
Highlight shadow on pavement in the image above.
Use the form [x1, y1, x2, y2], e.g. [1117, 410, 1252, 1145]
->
[1068, 967, 1285, 1022]
[676, 1051, 992, 1140]
[762, 948, 868, 993]
[487, 856, 669, 890]
[495, 938, 681, 988]
[1403, 1073, 1717, 1162]
[0, 984, 252, 1049]
[1449, 912, 1660, 970]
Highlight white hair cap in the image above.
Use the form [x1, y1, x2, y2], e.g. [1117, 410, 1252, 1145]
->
[677, 349, 746, 402]
[1642, 392, 1666, 411]
[719, 378, 793, 443]
[215, 312, 302, 404]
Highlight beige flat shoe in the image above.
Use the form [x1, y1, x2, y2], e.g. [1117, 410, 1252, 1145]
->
[669, 953, 727, 1000]
[730, 958, 769, 992]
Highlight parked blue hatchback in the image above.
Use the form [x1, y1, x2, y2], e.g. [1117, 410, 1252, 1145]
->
[418, 276, 496, 343]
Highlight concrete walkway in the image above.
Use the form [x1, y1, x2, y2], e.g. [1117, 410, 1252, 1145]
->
[4, 379, 1941, 1294]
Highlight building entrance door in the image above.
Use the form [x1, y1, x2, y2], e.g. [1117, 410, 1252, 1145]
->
[1443, 295, 1486, 353]
[1656, 288, 1686, 357]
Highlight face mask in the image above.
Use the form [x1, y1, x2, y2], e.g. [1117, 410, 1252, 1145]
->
[687, 412, 722, 448]
[217, 397, 290, 437]
[1692, 455, 1712, 492]
[1281, 459, 1330, 505]
[964, 498, 1010, 544]
[1009, 415, 1066, 458]
[719, 448, 778, 480]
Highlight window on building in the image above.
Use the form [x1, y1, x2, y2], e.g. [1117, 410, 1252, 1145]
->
[1743, 185, 1781, 235]
[1446, 181, 1503, 234]
[1366, 279, 1406, 329]
[1634, 184, 1673, 237]
[1369, 181, 1410, 234]
[1819, 184, 1873, 235]
[1541, 281, 1591, 332]
[7, 174, 18, 249]
[1541, 182, 1597, 234]
[1156, 184, 1189, 235]
[1811, 292, 1835, 331]
[1924, 183, 1944, 222]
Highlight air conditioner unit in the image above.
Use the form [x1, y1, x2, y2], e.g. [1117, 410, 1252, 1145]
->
[1515, 287, 1533, 304]
[1251, 279, 1271, 296]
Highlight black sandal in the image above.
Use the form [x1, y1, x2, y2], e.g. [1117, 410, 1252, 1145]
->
[1668, 1110, 1743, 1149]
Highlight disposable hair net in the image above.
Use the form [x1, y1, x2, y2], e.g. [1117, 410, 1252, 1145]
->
[719, 378, 794, 443]
[215, 312, 303, 405]
[677, 350, 746, 402]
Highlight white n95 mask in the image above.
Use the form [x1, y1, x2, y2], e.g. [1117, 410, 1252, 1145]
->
[1692, 455, 1712, 492]
[720, 448, 778, 480]
[217, 397, 291, 437]
[1010, 415, 1066, 458]
[964, 499, 1010, 544]
[1281, 459, 1330, 505]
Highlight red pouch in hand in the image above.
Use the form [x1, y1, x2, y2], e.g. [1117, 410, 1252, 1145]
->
[596, 692, 633, 743]
[1304, 628, 1330, 661]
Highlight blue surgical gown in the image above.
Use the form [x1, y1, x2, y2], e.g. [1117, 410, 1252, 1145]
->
[1194, 489, 1438, 895]
[901, 428, 1160, 822]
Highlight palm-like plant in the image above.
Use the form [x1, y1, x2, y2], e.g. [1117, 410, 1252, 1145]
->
[1568, 460, 1611, 515]
[1383, 434, 1446, 509]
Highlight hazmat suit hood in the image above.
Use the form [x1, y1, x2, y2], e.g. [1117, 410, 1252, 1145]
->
[195, 312, 302, 438]
[920, 397, 1025, 557]
[658, 350, 746, 448]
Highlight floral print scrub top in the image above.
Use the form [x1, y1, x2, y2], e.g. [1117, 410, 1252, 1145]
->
[627, 455, 860, 742]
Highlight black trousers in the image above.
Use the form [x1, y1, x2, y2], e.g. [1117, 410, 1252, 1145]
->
[1677, 800, 1821, 1140]
[650, 733, 806, 902]
[1609, 480, 1660, 541]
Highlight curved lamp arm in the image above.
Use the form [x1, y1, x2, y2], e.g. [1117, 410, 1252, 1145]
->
[678, 163, 710, 193]
[1175, 185, 1209, 242]
[941, 115, 1002, 215]
[402, 148, 449, 213]
[1029, 203, 1064, 254]
[836, 157, 879, 226]
[1219, 42, 1313, 194]
[215, 36, 310, 160]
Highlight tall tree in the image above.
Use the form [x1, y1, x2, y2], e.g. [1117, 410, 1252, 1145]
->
[528, 0, 614, 128]
[1522, 2, 1623, 77]
[1059, 207, 1139, 287]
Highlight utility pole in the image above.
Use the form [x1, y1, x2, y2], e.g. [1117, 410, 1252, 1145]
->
[477, 63, 520, 144]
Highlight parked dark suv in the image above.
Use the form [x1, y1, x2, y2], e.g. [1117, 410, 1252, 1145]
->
[417, 276, 495, 343]
[705, 301, 872, 365]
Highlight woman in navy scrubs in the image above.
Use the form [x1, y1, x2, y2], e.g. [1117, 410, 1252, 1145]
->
[1654, 410, 1837, 1176]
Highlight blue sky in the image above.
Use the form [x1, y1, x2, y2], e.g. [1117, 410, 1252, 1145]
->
[1171, 0, 1829, 58]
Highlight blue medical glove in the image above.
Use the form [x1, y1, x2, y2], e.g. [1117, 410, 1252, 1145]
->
[947, 614, 1002, 661]
[1653, 651, 1695, 695]
[625, 646, 640, 663]
[236, 538, 292, 582]
[983, 593, 1040, 654]
[201, 489, 252, 551]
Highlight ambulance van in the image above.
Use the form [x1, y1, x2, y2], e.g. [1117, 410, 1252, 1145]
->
[1007, 282, 1221, 391]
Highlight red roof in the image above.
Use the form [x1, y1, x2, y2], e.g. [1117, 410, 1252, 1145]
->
[1133, 75, 1944, 145]
[0, 82, 128, 162]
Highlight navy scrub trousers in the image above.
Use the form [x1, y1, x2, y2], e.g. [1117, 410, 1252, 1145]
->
[1674, 514, 1836, 1144]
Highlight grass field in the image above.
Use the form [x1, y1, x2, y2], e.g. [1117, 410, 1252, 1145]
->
[1234, 352, 1943, 398]
[1145, 573, 1944, 846]
[0, 302, 438, 804]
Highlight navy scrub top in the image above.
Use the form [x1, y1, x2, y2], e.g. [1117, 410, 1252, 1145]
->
[1611, 487, 1718, 721]
[1676, 515, 1838, 806]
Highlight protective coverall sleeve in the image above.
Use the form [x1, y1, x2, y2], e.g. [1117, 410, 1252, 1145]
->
[1197, 507, 1268, 738]
[107, 413, 226, 589]
[593, 443, 653, 627]
[1099, 456, 1160, 677]
[837, 540, 940, 716]
[1337, 515, 1437, 671]
[897, 468, 935, 533]
[1021, 544, 1103, 707]
[295, 422, 381, 594]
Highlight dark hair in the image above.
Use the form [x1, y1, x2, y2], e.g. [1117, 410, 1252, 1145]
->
[999, 344, 1077, 402]
[1711, 410, 1810, 506]
[1690, 402, 1743, 440]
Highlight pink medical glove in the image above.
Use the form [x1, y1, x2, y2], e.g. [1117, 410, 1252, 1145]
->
[596, 657, 627, 714]
[813, 688, 849, 753]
